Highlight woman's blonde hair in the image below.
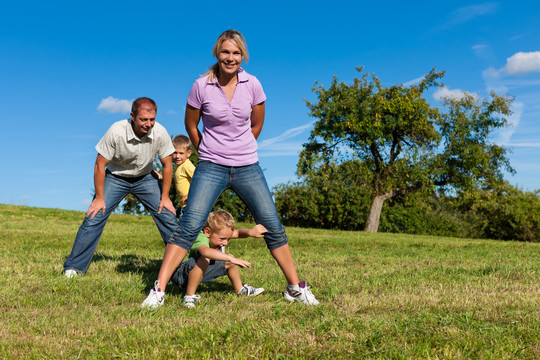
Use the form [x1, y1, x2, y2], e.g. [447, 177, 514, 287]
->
[205, 30, 249, 83]
[204, 209, 235, 232]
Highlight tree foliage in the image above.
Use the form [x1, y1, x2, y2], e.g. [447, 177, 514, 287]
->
[460, 183, 540, 242]
[299, 67, 514, 232]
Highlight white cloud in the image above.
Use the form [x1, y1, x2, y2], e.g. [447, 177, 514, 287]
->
[442, 2, 498, 28]
[472, 44, 493, 61]
[97, 96, 132, 113]
[508, 142, 540, 147]
[496, 101, 523, 145]
[259, 142, 304, 157]
[504, 51, 540, 76]
[482, 66, 502, 80]
[258, 121, 315, 157]
[433, 86, 477, 101]
[402, 76, 425, 87]
[259, 121, 314, 149]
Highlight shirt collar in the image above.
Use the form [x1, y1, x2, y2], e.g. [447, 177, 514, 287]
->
[207, 67, 249, 85]
[237, 67, 248, 83]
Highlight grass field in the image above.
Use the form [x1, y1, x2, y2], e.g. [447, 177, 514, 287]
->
[0, 204, 539, 359]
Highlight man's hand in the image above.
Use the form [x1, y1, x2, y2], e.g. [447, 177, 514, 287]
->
[158, 197, 176, 215]
[248, 224, 268, 238]
[87, 198, 106, 219]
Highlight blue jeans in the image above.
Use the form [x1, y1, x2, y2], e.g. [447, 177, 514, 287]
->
[168, 161, 288, 251]
[63, 171, 178, 273]
[171, 258, 228, 288]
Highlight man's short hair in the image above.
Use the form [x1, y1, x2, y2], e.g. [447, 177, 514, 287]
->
[205, 210, 235, 232]
[172, 135, 192, 150]
[131, 97, 158, 117]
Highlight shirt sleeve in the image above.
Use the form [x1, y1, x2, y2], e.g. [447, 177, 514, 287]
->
[189, 232, 209, 258]
[251, 76, 266, 105]
[187, 80, 203, 109]
[95, 125, 117, 160]
[156, 125, 175, 159]
[185, 159, 195, 178]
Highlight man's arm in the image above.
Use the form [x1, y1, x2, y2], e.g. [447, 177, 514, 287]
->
[87, 154, 109, 219]
[158, 155, 176, 215]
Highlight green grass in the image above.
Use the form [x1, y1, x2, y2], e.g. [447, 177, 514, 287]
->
[0, 204, 539, 359]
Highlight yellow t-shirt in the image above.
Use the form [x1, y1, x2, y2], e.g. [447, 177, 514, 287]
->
[174, 159, 195, 207]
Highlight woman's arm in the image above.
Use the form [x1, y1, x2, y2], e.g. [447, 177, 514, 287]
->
[185, 104, 203, 150]
[250, 102, 265, 140]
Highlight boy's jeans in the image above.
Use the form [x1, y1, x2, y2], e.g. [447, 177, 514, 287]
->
[168, 161, 288, 251]
[63, 170, 178, 273]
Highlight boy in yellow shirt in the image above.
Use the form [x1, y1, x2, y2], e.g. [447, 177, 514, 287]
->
[171, 135, 195, 213]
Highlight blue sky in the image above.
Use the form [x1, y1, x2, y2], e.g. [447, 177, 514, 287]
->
[2, 1, 539, 212]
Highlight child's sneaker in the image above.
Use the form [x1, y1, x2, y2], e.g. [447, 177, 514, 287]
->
[181, 294, 201, 308]
[141, 281, 164, 308]
[238, 284, 265, 296]
[64, 269, 79, 278]
[284, 281, 319, 305]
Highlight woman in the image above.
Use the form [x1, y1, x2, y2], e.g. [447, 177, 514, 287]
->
[142, 30, 318, 308]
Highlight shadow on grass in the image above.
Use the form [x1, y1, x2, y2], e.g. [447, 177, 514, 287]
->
[93, 253, 233, 296]
[93, 253, 169, 293]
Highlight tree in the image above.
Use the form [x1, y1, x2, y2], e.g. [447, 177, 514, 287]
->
[299, 67, 513, 232]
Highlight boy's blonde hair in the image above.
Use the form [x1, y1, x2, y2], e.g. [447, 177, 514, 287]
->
[204, 210, 235, 232]
[172, 135, 191, 150]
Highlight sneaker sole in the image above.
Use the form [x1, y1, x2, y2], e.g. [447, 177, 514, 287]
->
[283, 291, 319, 305]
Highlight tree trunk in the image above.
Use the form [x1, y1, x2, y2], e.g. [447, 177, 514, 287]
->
[364, 192, 394, 232]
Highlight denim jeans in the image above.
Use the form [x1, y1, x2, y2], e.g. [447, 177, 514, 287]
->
[168, 161, 288, 251]
[63, 170, 178, 273]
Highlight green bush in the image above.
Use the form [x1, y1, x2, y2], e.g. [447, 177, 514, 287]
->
[461, 183, 540, 242]
[274, 161, 372, 230]
[379, 192, 478, 238]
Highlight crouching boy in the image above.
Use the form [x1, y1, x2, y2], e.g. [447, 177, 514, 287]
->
[171, 209, 266, 308]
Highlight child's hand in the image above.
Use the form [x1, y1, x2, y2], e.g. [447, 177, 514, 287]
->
[182, 195, 188, 206]
[249, 224, 267, 238]
[153, 170, 163, 180]
[229, 255, 251, 268]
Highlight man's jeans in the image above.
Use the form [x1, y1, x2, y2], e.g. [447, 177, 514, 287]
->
[63, 171, 178, 273]
[168, 161, 288, 251]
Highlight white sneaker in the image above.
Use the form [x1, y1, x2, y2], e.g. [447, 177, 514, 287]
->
[181, 294, 201, 308]
[239, 284, 265, 296]
[141, 281, 165, 308]
[64, 269, 78, 278]
[284, 281, 319, 305]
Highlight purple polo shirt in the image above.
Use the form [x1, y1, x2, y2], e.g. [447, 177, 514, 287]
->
[187, 68, 266, 166]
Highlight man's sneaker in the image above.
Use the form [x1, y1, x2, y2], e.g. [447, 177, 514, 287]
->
[181, 294, 201, 308]
[64, 269, 78, 278]
[284, 281, 319, 305]
[141, 281, 164, 308]
[239, 284, 265, 297]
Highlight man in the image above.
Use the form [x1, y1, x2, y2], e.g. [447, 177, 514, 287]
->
[63, 97, 178, 277]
